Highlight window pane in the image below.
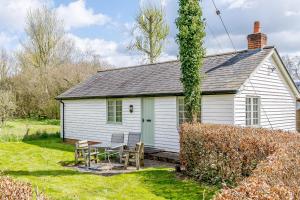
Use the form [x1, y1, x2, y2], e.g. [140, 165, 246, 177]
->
[253, 118, 259, 125]
[107, 99, 122, 123]
[107, 100, 115, 122]
[178, 98, 185, 125]
[253, 111, 258, 118]
[253, 98, 258, 105]
[116, 100, 122, 123]
[246, 98, 251, 105]
[245, 97, 260, 126]
[178, 97, 201, 125]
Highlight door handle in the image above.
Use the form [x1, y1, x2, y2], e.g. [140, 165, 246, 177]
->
[142, 118, 145, 122]
[146, 119, 151, 122]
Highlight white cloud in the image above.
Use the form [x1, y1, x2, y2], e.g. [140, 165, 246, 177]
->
[0, 32, 16, 47]
[68, 33, 175, 67]
[285, 11, 300, 17]
[220, 0, 255, 9]
[139, 0, 170, 8]
[161, 0, 171, 8]
[68, 33, 118, 57]
[0, 0, 45, 31]
[56, 0, 110, 30]
[68, 33, 137, 66]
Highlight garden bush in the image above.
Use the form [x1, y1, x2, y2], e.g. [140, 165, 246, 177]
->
[179, 123, 300, 199]
[0, 176, 32, 200]
[214, 136, 300, 200]
[0, 176, 47, 200]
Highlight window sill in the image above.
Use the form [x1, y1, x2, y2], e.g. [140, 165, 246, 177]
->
[246, 125, 261, 128]
[106, 122, 123, 125]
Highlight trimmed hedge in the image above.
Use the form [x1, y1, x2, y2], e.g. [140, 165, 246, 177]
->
[180, 123, 300, 199]
[0, 176, 47, 200]
[215, 136, 300, 200]
[0, 176, 32, 200]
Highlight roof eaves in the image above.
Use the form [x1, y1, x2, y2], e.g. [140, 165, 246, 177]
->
[55, 90, 238, 101]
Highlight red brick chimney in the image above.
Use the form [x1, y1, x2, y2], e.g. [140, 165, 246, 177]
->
[247, 21, 267, 49]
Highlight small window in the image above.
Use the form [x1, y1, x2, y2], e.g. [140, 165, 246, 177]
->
[107, 99, 122, 123]
[177, 97, 201, 126]
[245, 96, 260, 126]
[178, 97, 187, 125]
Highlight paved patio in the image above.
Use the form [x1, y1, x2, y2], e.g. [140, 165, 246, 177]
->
[68, 159, 175, 176]
[144, 147, 180, 164]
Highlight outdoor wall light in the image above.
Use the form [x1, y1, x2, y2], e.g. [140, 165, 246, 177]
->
[129, 105, 134, 113]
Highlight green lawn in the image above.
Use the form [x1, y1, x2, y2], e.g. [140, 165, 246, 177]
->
[0, 119, 218, 200]
[0, 119, 60, 141]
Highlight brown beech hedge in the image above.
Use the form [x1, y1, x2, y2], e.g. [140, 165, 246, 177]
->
[180, 123, 300, 199]
[0, 176, 32, 200]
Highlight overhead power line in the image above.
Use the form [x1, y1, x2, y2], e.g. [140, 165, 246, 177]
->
[204, 18, 224, 53]
[211, 0, 237, 52]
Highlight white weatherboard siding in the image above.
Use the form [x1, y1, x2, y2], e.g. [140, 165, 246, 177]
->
[62, 95, 236, 152]
[154, 97, 179, 152]
[201, 94, 235, 125]
[153, 95, 236, 152]
[63, 98, 141, 144]
[234, 57, 296, 131]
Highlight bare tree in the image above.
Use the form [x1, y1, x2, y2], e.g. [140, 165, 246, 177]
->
[129, 4, 169, 64]
[283, 55, 300, 81]
[0, 90, 16, 127]
[12, 6, 107, 119]
[20, 6, 72, 69]
[0, 49, 9, 82]
[18, 6, 74, 96]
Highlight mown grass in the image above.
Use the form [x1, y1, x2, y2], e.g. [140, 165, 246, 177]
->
[0, 119, 60, 142]
[0, 119, 218, 199]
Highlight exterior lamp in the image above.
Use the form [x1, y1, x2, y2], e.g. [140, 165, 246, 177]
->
[129, 105, 134, 113]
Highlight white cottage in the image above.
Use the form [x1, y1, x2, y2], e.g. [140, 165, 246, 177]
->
[57, 22, 300, 152]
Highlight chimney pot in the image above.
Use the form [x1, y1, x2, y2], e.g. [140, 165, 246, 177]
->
[247, 21, 267, 49]
[254, 21, 260, 33]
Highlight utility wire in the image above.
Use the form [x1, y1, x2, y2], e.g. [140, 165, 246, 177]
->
[204, 18, 224, 53]
[205, 0, 272, 129]
[201, 1, 224, 54]
[211, 0, 237, 52]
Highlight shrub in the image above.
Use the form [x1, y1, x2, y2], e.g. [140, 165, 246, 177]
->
[0, 176, 32, 200]
[214, 137, 300, 200]
[179, 123, 300, 199]
[180, 123, 278, 185]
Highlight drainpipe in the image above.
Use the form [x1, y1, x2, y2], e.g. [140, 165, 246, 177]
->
[59, 100, 65, 142]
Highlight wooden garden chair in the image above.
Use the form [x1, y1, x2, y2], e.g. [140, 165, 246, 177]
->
[97, 133, 125, 163]
[122, 142, 144, 170]
[75, 140, 99, 166]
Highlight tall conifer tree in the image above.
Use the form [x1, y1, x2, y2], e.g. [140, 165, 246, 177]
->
[176, 0, 205, 122]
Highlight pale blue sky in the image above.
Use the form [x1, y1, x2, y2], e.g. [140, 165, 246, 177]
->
[0, 0, 300, 66]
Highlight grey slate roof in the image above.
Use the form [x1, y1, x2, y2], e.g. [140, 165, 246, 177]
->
[57, 47, 274, 100]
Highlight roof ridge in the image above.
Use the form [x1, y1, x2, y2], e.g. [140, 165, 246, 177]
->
[205, 46, 274, 58]
[98, 47, 275, 73]
[98, 60, 179, 73]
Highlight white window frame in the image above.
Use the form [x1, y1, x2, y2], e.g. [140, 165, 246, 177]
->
[107, 99, 122, 124]
[177, 97, 201, 127]
[245, 96, 260, 127]
[177, 97, 187, 126]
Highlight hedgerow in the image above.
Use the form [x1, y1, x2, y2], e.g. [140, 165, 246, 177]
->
[0, 176, 32, 200]
[179, 123, 300, 199]
[0, 176, 47, 200]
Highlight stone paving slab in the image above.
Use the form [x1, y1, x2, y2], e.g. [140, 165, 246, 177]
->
[68, 159, 175, 176]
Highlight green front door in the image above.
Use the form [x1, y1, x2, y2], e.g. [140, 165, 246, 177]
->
[142, 98, 154, 146]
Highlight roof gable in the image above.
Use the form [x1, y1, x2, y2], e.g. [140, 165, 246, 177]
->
[57, 47, 274, 100]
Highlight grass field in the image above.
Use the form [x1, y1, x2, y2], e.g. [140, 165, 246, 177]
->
[0, 119, 60, 141]
[0, 119, 218, 200]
